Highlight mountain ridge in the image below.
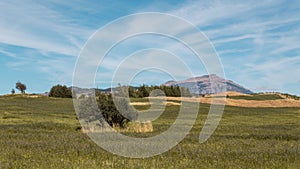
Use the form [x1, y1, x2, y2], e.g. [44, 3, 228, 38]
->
[163, 74, 252, 95]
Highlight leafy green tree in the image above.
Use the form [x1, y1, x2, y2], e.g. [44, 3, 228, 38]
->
[16, 81, 26, 94]
[49, 85, 72, 98]
[97, 93, 135, 128]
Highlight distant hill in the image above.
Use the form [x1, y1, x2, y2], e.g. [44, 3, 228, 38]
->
[163, 74, 253, 95]
[71, 86, 111, 97]
[70, 74, 252, 96]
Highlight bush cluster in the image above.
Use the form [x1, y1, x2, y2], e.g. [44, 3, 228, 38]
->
[97, 93, 136, 128]
[49, 85, 72, 98]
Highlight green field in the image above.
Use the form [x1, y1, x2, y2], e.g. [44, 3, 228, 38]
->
[0, 95, 299, 168]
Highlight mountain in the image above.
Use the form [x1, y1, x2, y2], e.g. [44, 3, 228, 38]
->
[163, 74, 253, 95]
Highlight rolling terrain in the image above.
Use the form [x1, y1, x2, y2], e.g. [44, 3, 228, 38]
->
[0, 94, 299, 168]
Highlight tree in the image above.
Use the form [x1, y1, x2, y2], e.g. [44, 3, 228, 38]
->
[97, 93, 136, 128]
[11, 89, 15, 95]
[49, 85, 72, 98]
[128, 86, 138, 98]
[16, 81, 26, 94]
[137, 85, 149, 98]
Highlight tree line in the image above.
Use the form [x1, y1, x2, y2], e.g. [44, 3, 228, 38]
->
[48, 84, 192, 98]
[115, 85, 192, 98]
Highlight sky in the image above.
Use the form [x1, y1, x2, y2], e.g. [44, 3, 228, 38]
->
[1, 0, 300, 95]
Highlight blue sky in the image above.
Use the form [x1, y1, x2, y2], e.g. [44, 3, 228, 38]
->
[1, 0, 300, 95]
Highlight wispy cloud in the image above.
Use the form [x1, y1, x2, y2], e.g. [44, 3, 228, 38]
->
[0, 49, 16, 58]
[0, 0, 94, 56]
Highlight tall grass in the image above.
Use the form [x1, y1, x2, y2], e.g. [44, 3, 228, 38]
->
[0, 96, 299, 168]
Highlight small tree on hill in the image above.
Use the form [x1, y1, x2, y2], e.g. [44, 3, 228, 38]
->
[16, 81, 26, 94]
[11, 89, 15, 95]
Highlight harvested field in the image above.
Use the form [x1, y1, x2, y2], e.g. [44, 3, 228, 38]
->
[147, 96, 300, 108]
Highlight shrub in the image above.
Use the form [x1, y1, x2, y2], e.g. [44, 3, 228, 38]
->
[49, 85, 72, 98]
[98, 93, 136, 128]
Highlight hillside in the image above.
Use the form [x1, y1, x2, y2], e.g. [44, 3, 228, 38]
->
[163, 74, 252, 95]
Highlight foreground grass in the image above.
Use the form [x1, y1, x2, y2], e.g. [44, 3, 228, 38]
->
[0, 95, 299, 168]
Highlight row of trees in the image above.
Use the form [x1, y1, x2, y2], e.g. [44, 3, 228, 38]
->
[116, 85, 192, 98]
[48, 84, 192, 98]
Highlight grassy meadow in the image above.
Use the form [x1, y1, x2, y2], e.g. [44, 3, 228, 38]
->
[0, 95, 299, 168]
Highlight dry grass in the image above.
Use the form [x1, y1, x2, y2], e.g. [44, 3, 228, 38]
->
[209, 91, 251, 97]
[121, 121, 153, 133]
[81, 121, 153, 133]
[147, 96, 300, 108]
[164, 101, 181, 106]
[223, 98, 300, 107]
[130, 102, 150, 106]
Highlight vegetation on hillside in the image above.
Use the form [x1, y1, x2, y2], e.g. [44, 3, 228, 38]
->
[281, 93, 300, 100]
